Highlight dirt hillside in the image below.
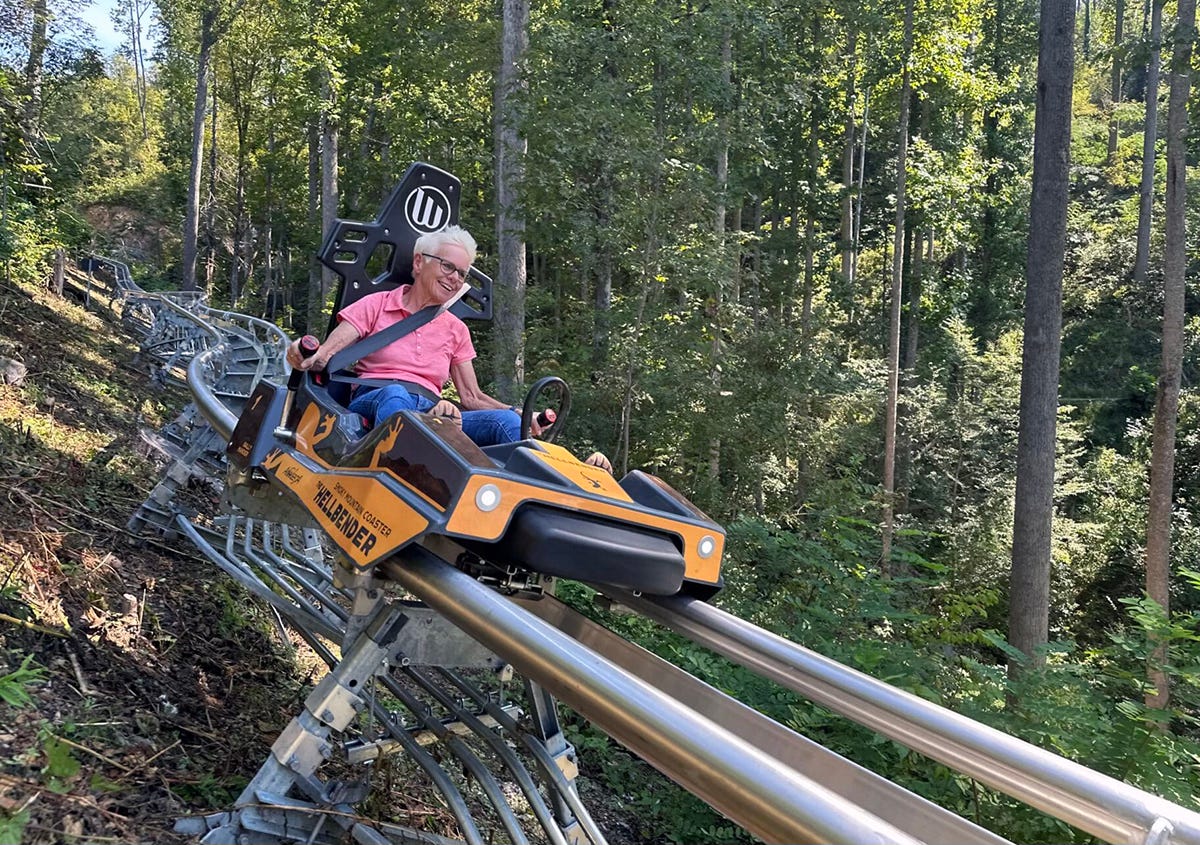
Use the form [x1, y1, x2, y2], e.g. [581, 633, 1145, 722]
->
[0, 271, 304, 844]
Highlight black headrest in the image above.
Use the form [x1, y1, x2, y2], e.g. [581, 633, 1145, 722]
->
[317, 162, 491, 329]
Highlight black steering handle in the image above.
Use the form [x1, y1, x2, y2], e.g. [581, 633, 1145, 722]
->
[521, 376, 570, 442]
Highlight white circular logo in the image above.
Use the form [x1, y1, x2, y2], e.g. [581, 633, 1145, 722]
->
[405, 186, 451, 233]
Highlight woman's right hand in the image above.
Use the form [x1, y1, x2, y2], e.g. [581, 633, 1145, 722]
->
[285, 338, 304, 368]
[286, 338, 326, 371]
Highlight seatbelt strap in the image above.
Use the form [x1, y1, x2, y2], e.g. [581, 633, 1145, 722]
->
[323, 283, 469, 392]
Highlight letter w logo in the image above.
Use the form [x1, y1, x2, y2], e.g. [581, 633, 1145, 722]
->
[405, 186, 450, 233]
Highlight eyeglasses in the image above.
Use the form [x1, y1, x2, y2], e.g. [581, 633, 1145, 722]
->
[421, 253, 470, 282]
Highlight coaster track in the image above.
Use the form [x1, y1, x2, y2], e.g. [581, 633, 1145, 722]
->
[98, 258, 1200, 845]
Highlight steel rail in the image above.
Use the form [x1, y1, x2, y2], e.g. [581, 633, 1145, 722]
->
[610, 588, 1200, 845]
[380, 549, 932, 845]
[377, 675, 533, 845]
[187, 345, 237, 438]
[516, 593, 1009, 845]
[174, 515, 343, 644]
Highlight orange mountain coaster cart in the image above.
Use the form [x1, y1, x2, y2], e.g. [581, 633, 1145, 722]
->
[226, 162, 724, 599]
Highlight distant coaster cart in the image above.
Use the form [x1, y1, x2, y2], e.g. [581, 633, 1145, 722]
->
[226, 162, 725, 600]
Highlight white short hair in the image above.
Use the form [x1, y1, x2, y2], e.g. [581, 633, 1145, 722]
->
[415, 225, 477, 267]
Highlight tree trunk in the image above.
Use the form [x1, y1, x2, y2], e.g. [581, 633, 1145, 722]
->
[311, 70, 338, 329]
[178, 1, 246, 291]
[592, 219, 613, 366]
[263, 207, 275, 319]
[730, 204, 742, 304]
[1009, 0, 1076, 671]
[181, 10, 215, 291]
[881, 0, 915, 574]
[228, 48, 254, 306]
[1133, 0, 1163, 282]
[305, 118, 320, 332]
[591, 0, 620, 368]
[203, 66, 219, 293]
[230, 163, 247, 304]
[841, 28, 858, 286]
[708, 23, 733, 482]
[493, 0, 530, 400]
[898, 224, 923, 504]
[1108, 0, 1125, 165]
[1144, 0, 1195, 712]
[801, 107, 818, 356]
[619, 245, 659, 476]
[850, 90, 870, 334]
[49, 248, 64, 296]
[347, 79, 382, 216]
[752, 198, 765, 329]
[22, 0, 47, 139]
[128, 0, 149, 140]
[974, 0, 1005, 343]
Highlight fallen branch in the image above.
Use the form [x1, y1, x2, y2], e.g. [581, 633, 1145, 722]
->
[138, 738, 181, 771]
[43, 731, 134, 774]
[0, 773, 129, 821]
[0, 612, 67, 638]
[68, 650, 92, 694]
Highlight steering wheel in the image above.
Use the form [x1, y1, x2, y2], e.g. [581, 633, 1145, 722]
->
[520, 376, 570, 442]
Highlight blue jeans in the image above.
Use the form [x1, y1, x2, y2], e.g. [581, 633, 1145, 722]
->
[348, 384, 522, 447]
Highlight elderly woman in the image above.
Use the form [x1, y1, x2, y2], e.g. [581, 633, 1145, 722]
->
[286, 225, 537, 446]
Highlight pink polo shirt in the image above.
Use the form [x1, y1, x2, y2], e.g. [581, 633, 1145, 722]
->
[336, 286, 476, 395]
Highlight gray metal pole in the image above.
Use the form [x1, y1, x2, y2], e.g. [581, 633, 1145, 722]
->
[381, 549, 927, 845]
[617, 590, 1200, 845]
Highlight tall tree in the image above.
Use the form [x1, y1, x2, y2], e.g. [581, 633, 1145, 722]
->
[709, 20, 732, 481]
[1107, 0, 1125, 165]
[319, 68, 338, 317]
[1144, 0, 1195, 711]
[839, 29, 858, 289]
[178, 1, 247, 292]
[203, 65, 219, 291]
[22, 0, 48, 138]
[224, 30, 262, 304]
[493, 0, 530, 399]
[589, 0, 621, 369]
[116, 0, 151, 140]
[180, 9, 215, 293]
[1132, 0, 1163, 283]
[1009, 0, 1076, 669]
[881, 0, 915, 574]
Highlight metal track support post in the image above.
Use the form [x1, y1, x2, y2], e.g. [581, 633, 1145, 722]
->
[524, 679, 586, 844]
[177, 599, 411, 844]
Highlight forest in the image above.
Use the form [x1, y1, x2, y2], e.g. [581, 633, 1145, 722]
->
[3, 0, 1200, 840]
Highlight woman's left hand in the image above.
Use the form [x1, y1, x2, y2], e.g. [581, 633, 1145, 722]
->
[430, 400, 462, 426]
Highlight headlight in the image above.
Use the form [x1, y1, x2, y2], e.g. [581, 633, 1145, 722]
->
[476, 483, 501, 512]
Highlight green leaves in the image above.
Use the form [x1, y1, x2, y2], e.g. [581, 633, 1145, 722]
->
[0, 808, 30, 845]
[40, 730, 82, 793]
[0, 655, 45, 709]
